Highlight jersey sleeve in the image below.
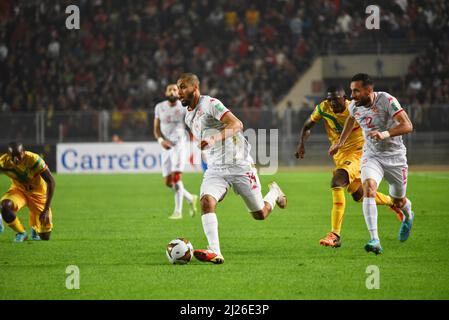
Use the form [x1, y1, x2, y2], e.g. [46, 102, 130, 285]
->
[384, 94, 404, 118]
[348, 103, 354, 117]
[29, 153, 48, 177]
[206, 98, 230, 121]
[309, 105, 322, 123]
[154, 104, 160, 119]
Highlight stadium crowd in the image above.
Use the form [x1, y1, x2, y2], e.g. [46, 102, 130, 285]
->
[1, 0, 447, 117]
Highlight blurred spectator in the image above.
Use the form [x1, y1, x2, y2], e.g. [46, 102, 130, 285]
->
[0, 0, 446, 121]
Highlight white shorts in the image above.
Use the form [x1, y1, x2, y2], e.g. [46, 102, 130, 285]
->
[161, 142, 186, 177]
[361, 154, 408, 199]
[200, 165, 265, 212]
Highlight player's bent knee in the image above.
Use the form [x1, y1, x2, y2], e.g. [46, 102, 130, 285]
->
[331, 170, 349, 188]
[1, 199, 13, 211]
[1, 200, 16, 222]
[363, 179, 377, 197]
[200, 195, 217, 213]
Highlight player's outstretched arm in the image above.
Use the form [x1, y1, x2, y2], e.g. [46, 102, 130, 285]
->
[199, 112, 243, 150]
[368, 110, 413, 141]
[329, 116, 356, 156]
[40, 168, 55, 225]
[295, 118, 316, 159]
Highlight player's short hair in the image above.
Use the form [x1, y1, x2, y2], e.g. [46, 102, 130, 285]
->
[326, 85, 346, 98]
[177, 73, 200, 87]
[351, 73, 373, 87]
[7, 141, 23, 153]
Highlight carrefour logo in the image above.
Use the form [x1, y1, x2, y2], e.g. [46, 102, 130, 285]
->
[60, 147, 158, 171]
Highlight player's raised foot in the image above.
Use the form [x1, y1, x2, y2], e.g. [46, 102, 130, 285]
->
[268, 182, 287, 209]
[364, 239, 383, 255]
[389, 205, 404, 222]
[30, 228, 41, 241]
[189, 195, 198, 217]
[319, 232, 341, 248]
[168, 211, 183, 220]
[14, 231, 28, 242]
[193, 249, 224, 264]
[398, 214, 414, 242]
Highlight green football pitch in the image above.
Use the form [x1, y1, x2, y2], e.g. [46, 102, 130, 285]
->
[0, 171, 448, 300]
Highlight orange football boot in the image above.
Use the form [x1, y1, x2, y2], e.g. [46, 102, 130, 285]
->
[193, 249, 225, 264]
[319, 232, 342, 248]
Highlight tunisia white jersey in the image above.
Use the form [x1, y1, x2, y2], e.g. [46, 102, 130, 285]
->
[349, 91, 407, 157]
[184, 95, 253, 168]
[154, 100, 187, 144]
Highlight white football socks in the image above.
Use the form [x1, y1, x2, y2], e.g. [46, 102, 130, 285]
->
[363, 197, 379, 240]
[173, 184, 183, 214]
[400, 199, 413, 221]
[263, 188, 278, 212]
[177, 181, 193, 203]
[172, 181, 194, 214]
[201, 213, 221, 255]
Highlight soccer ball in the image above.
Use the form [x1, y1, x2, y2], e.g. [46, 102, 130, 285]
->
[166, 238, 194, 264]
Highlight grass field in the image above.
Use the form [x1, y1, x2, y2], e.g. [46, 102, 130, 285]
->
[0, 171, 448, 300]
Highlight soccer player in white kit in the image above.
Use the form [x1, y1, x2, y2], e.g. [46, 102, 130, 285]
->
[329, 73, 414, 255]
[153, 84, 198, 219]
[177, 73, 287, 264]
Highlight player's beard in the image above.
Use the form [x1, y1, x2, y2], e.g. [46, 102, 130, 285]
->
[167, 95, 178, 103]
[181, 91, 194, 107]
[357, 95, 370, 107]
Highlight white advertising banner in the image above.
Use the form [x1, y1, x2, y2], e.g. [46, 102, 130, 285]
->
[56, 142, 203, 174]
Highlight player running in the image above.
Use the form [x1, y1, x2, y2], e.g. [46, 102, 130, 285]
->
[177, 73, 287, 264]
[0, 142, 55, 241]
[329, 73, 414, 254]
[154, 84, 198, 219]
[295, 86, 402, 248]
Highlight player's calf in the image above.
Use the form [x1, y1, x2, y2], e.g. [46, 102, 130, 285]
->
[251, 202, 272, 220]
[165, 176, 174, 188]
[351, 188, 364, 202]
[392, 197, 407, 209]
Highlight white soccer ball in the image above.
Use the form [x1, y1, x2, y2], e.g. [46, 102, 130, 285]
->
[166, 238, 194, 264]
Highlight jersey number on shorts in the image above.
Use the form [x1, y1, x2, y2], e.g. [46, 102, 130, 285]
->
[246, 172, 258, 190]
